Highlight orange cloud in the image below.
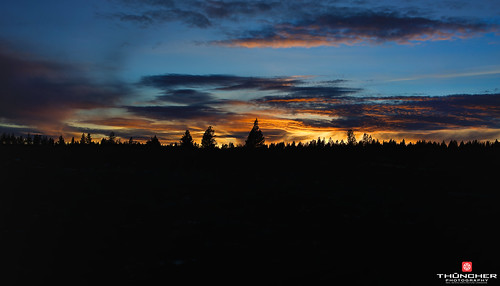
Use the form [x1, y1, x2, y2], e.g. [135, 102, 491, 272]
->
[215, 11, 495, 48]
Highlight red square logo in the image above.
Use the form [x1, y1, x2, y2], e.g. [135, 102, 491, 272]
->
[462, 262, 472, 272]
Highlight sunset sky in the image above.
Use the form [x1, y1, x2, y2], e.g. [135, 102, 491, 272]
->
[1, 0, 499, 144]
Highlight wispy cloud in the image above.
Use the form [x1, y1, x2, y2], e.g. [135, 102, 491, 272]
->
[139, 73, 300, 90]
[127, 73, 500, 142]
[256, 93, 500, 132]
[155, 89, 215, 104]
[106, 0, 498, 47]
[3, 58, 498, 143]
[216, 11, 495, 48]
[106, 0, 280, 28]
[111, 8, 212, 28]
[385, 68, 500, 82]
[126, 105, 234, 122]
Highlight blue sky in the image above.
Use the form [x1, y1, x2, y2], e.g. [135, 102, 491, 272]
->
[1, 0, 499, 143]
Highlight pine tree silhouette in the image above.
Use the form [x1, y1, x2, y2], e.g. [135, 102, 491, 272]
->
[245, 118, 265, 148]
[180, 130, 194, 148]
[346, 129, 356, 145]
[146, 135, 161, 147]
[360, 133, 372, 146]
[108, 132, 116, 144]
[57, 135, 65, 145]
[85, 133, 92, 144]
[201, 126, 216, 148]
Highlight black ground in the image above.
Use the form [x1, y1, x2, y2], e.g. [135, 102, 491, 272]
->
[1, 145, 499, 285]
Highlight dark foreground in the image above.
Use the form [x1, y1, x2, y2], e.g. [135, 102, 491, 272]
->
[1, 146, 499, 285]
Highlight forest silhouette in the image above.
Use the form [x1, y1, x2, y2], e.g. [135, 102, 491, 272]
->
[1, 118, 499, 150]
[1, 119, 499, 285]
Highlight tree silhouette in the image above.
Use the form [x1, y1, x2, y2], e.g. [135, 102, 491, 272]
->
[245, 119, 265, 148]
[449, 140, 458, 149]
[1, 129, 498, 152]
[108, 132, 116, 144]
[146, 135, 161, 147]
[57, 135, 65, 145]
[86, 133, 92, 144]
[33, 134, 41, 145]
[101, 132, 116, 145]
[201, 126, 216, 148]
[26, 133, 32, 145]
[360, 133, 372, 146]
[346, 129, 356, 145]
[180, 130, 194, 148]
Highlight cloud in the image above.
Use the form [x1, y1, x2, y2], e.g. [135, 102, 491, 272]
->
[139, 8, 212, 28]
[132, 73, 358, 123]
[139, 73, 299, 90]
[108, 0, 280, 27]
[385, 69, 500, 82]
[0, 46, 128, 134]
[126, 105, 233, 122]
[256, 93, 500, 132]
[82, 117, 156, 129]
[139, 74, 358, 96]
[216, 10, 495, 48]
[3, 54, 498, 143]
[201, 1, 278, 20]
[136, 73, 500, 139]
[126, 73, 362, 142]
[106, 1, 497, 47]
[155, 89, 215, 104]
[105, 0, 212, 28]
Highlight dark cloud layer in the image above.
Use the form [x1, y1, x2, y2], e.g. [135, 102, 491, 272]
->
[0, 47, 128, 132]
[2, 59, 498, 141]
[108, 0, 280, 28]
[125, 73, 363, 141]
[140, 74, 358, 95]
[130, 74, 357, 124]
[114, 8, 211, 28]
[140, 74, 297, 90]
[156, 89, 215, 104]
[217, 11, 494, 47]
[257, 93, 500, 131]
[126, 105, 233, 122]
[134, 73, 500, 135]
[107, 0, 497, 47]
[132, 74, 309, 123]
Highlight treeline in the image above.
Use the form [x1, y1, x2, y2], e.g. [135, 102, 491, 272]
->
[268, 136, 500, 151]
[1, 131, 499, 151]
[0, 118, 267, 149]
[1, 119, 499, 150]
[0, 132, 155, 147]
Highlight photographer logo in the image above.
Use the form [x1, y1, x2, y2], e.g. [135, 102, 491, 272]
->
[462, 262, 472, 273]
[437, 262, 497, 285]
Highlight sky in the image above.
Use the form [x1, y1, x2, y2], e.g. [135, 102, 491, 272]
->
[1, 0, 500, 144]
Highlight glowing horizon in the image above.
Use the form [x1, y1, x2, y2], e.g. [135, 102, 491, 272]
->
[1, 1, 499, 144]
